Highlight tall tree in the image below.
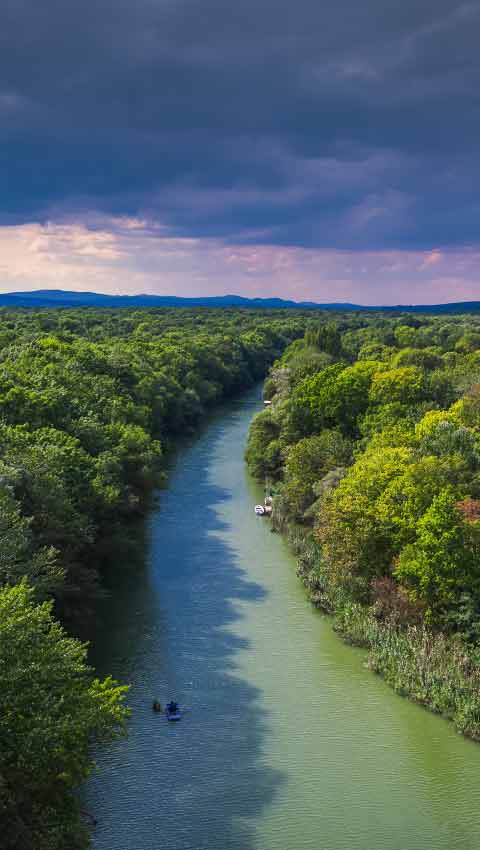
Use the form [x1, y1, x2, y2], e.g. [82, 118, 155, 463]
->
[0, 582, 129, 850]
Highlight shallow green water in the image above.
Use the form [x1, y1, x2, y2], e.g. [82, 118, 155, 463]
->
[85, 386, 480, 850]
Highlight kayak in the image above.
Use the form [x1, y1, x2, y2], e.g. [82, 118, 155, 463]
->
[165, 701, 182, 721]
[166, 708, 182, 721]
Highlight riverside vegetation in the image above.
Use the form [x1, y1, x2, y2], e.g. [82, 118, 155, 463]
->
[0, 307, 304, 850]
[246, 313, 480, 740]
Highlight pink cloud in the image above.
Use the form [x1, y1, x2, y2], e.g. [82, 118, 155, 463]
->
[420, 249, 443, 269]
[0, 218, 479, 305]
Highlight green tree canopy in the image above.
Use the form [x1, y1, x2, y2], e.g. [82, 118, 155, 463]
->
[394, 489, 480, 623]
[0, 582, 129, 850]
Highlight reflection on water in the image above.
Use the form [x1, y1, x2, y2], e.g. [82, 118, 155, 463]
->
[85, 386, 480, 850]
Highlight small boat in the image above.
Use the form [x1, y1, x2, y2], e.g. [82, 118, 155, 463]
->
[152, 700, 163, 713]
[165, 701, 182, 721]
[254, 504, 265, 515]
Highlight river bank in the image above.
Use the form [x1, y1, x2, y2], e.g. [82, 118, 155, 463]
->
[246, 317, 480, 746]
[84, 385, 480, 850]
[268, 511, 480, 742]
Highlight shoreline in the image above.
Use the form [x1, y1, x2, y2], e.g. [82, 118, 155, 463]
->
[269, 513, 480, 742]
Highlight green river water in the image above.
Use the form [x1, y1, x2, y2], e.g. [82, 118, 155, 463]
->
[85, 385, 480, 850]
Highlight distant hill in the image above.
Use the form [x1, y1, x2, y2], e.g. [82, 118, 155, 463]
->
[0, 289, 480, 313]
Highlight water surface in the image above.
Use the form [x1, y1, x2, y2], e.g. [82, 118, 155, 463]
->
[86, 386, 480, 850]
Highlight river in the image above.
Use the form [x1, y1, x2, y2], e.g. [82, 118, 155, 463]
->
[85, 385, 480, 850]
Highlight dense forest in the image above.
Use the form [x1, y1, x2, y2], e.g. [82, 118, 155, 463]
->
[0, 307, 304, 850]
[247, 313, 480, 740]
[6, 305, 480, 848]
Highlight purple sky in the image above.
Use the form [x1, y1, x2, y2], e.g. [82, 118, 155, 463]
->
[1, 1, 480, 304]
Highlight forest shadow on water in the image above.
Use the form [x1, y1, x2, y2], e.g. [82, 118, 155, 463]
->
[84, 394, 286, 850]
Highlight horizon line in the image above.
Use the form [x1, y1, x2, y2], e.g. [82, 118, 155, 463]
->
[1, 287, 480, 309]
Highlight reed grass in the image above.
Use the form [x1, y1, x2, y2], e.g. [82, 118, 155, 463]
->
[335, 602, 480, 740]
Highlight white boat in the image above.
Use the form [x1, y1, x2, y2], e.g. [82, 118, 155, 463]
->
[254, 504, 265, 515]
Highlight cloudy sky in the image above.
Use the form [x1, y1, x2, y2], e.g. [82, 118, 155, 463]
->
[1, 0, 479, 304]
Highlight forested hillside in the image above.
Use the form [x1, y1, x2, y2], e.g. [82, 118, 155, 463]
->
[0, 307, 303, 850]
[247, 313, 480, 739]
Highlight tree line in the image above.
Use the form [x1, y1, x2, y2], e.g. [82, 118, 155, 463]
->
[246, 312, 480, 739]
[0, 307, 304, 850]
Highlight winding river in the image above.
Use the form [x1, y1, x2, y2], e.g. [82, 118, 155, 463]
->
[85, 385, 480, 850]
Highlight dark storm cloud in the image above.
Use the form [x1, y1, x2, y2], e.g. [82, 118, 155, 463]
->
[1, 0, 480, 248]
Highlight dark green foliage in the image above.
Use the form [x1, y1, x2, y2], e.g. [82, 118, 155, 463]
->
[286, 348, 334, 385]
[0, 582, 129, 850]
[305, 320, 342, 357]
[282, 431, 352, 521]
[0, 308, 303, 616]
[291, 361, 380, 437]
[245, 410, 282, 480]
